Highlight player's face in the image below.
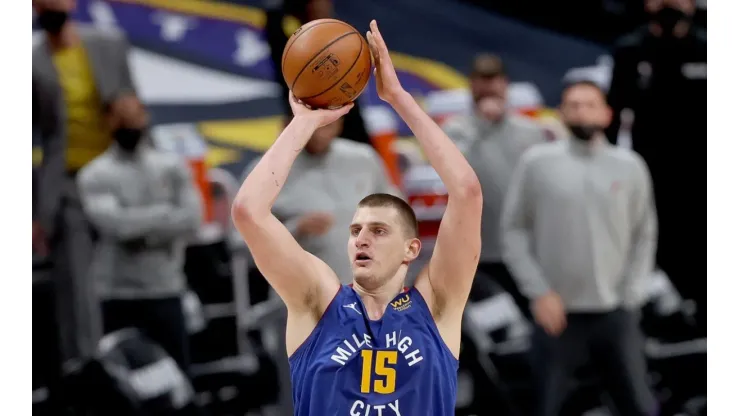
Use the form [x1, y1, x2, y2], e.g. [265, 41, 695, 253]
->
[348, 206, 420, 289]
[559, 85, 612, 130]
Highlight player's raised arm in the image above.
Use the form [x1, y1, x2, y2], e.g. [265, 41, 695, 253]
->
[367, 21, 483, 314]
[231, 96, 352, 312]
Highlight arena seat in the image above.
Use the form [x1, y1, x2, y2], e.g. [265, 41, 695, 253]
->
[67, 328, 200, 416]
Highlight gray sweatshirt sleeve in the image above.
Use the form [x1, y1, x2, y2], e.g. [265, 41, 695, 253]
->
[150, 160, 203, 240]
[500, 154, 551, 299]
[78, 166, 172, 241]
[621, 156, 658, 308]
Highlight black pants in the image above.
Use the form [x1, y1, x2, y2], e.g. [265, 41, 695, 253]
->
[102, 297, 191, 372]
[642, 150, 706, 336]
[472, 262, 533, 321]
[530, 309, 655, 416]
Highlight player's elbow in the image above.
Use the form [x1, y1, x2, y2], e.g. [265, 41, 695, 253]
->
[456, 174, 483, 203]
[231, 198, 263, 228]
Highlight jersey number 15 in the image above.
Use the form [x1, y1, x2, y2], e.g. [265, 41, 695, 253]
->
[360, 350, 397, 394]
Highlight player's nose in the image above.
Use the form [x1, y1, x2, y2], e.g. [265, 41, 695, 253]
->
[354, 230, 371, 247]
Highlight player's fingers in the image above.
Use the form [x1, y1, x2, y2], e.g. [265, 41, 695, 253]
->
[326, 102, 353, 116]
[366, 32, 381, 65]
[365, 32, 375, 58]
[366, 32, 374, 63]
[370, 20, 390, 57]
[289, 91, 303, 106]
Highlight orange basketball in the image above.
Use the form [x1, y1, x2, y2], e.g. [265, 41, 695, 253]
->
[282, 19, 372, 109]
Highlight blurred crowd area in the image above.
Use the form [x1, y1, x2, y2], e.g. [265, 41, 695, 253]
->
[32, 0, 707, 415]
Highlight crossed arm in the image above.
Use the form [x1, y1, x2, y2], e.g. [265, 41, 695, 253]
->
[78, 158, 202, 242]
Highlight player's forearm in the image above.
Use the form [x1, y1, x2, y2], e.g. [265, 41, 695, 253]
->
[390, 91, 481, 199]
[232, 116, 318, 220]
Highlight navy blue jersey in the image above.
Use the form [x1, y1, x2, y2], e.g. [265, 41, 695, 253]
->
[290, 285, 458, 416]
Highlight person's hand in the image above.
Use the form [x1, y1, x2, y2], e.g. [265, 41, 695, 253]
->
[32, 221, 48, 257]
[296, 212, 334, 237]
[366, 20, 406, 104]
[532, 290, 567, 336]
[288, 92, 353, 129]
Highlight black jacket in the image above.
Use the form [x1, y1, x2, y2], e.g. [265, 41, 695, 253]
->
[606, 25, 706, 165]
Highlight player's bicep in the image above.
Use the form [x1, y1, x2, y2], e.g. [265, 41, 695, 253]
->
[235, 214, 340, 311]
[422, 197, 482, 311]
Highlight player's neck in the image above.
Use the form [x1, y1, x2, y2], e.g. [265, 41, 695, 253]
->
[353, 279, 406, 320]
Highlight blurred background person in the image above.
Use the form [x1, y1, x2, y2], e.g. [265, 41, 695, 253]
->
[32, 0, 136, 369]
[501, 80, 657, 416]
[606, 0, 707, 335]
[77, 94, 202, 373]
[443, 53, 548, 318]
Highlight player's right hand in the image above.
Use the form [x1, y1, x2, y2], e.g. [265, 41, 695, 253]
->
[532, 290, 567, 337]
[296, 212, 335, 237]
[289, 91, 353, 128]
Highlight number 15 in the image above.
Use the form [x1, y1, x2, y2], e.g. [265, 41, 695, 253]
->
[360, 350, 397, 394]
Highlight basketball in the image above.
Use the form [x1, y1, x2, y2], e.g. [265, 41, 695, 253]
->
[282, 19, 372, 109]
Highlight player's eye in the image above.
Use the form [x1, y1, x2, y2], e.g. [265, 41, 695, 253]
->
[374, 228, 386, 235]
[350, 228, 360, 236]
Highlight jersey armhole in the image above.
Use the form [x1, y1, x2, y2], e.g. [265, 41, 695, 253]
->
[409, 287, 459, 363]
[288, 285, 344, 361]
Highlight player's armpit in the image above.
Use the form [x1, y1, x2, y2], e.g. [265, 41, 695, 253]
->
[417, 189, 483, 316]
[232, 209, 340, 315]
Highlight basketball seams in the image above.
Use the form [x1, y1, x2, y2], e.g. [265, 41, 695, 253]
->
[281, 20, 338, 79]
[289, 31, 358, 92]
[300, 32, 365, 100]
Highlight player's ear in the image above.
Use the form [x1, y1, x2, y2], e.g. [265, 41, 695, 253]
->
[404, 238, 421, 263]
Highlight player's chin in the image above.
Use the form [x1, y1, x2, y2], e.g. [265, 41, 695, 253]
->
[352, 267, 375, 284]
[352, 267, 370, 278]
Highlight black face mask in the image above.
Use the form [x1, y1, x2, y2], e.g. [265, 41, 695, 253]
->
[566, 123, 602, 141]
[653, 7, 690, 34]
[113, 128, 144, 152]
[38, 10, 69, 34]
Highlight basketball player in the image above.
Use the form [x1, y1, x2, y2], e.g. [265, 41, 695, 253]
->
[232, 20, 482, 415]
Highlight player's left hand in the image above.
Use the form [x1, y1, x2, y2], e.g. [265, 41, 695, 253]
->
[366, 20, 405, 104]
